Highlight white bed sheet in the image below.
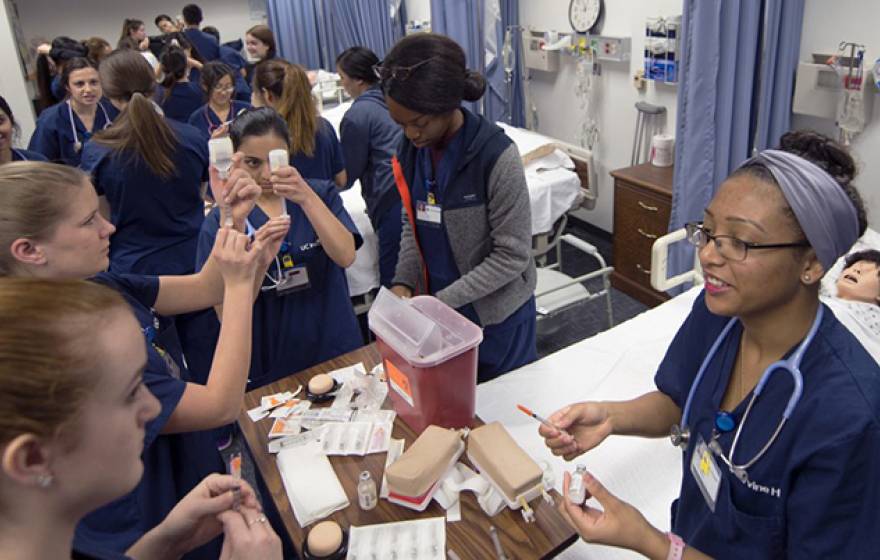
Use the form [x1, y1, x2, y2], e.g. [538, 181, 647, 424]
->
[476, 286, 702, 559]
[340, 181, 379, 297]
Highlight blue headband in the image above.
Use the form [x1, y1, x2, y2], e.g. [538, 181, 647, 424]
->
[738, 149, 859, 271]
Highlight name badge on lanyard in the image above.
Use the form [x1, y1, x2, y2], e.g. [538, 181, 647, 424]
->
[416, 198, 442, 227]
[690, 434, 722, 512]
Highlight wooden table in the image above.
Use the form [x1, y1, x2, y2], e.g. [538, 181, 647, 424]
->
[238, 345, 578, 559]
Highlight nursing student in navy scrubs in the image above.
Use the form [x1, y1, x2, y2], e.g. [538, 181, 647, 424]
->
[182, 4, 220, 62]
[382, 34, 537, 383]
[155, 45, 204, 123]
[187, 61, 249, 140]
[0, 161, 289, 559]
[81, 50, 215, 381]
[0, 280, 282, 560]
[0, 96, 48, 165]
[539, 132, 880, 559]
[29, 57, 117, 167]
[197, 107, 363, 389]
[251, 59, 347, 186]
[336, 46, 403, 288]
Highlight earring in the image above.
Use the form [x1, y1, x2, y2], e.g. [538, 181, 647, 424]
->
[36, 473, 53, 488]
[803, 274, 811, 282]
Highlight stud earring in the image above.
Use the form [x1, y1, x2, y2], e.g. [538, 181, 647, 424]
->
[36, 473, 53, 488]
[803, 274, 811, 282]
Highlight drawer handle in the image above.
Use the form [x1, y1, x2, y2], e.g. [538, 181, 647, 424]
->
[637, 228, 658, 240]
[636, 264, 651, 275]
[637, 201, 659, 212]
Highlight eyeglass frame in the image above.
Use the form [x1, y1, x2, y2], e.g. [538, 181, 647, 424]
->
[372, 57, 437, 82]
[684, 222, 809, 262]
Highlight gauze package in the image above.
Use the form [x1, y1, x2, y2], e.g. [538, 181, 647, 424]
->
[277, 441, 349, 526]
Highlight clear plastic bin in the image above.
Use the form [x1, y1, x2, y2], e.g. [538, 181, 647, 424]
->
[368, 288, 483, 433]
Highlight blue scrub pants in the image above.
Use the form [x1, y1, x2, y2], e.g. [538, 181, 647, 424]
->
[477, 296, 538, 383]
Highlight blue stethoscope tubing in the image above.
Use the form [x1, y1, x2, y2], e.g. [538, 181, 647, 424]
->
[672, 304, 824, 478]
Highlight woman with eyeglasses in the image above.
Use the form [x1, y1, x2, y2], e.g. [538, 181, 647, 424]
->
[381, 33, 537, 383]
[196, 107, 362, 390]
[538, 131, 880, 559]
[187, 61, 250, 140]
[28, 57, 118, 167]
[251, 59, 347, 187]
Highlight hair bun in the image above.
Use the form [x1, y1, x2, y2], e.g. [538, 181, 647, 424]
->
[779, 130, 856, 186]
[462, 69, 486, 102]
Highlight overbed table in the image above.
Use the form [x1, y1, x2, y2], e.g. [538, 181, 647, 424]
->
[238, 345, 579, 559]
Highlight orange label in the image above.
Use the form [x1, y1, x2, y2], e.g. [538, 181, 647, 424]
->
[385, 359, 414, 407]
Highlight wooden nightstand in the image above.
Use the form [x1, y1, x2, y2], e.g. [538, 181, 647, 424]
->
[610, 163, 675, 307]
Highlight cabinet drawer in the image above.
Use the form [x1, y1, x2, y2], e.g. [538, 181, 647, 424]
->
[613, 181, 671, 287]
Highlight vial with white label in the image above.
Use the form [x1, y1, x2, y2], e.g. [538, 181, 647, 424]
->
[567, 464, 587, 504]
[357, 470, 377, 510]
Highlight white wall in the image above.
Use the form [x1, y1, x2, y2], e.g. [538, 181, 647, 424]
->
[520, 0, 682, 233]
[15, 0, 262, 53]
[0, 0, 35, 142]
[793, 0, 880, 226]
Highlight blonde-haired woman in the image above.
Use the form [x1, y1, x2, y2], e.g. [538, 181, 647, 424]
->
[252, 59, 347, 187]
[0, 160, 288, 555]
[0, 278, 281, 560]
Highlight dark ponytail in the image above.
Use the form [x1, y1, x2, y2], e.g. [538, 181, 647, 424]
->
[93, 50, 177, 178]
[159, 46, 189, 101]
[335, 46, 379, 84]
[380, 33, 485, 115]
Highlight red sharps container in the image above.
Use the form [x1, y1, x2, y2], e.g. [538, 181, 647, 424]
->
[368, 288, 483, 434]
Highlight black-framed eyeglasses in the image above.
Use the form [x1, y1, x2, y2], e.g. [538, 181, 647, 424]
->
[685, 222, 809, 262]
[372, 57, 437, 82]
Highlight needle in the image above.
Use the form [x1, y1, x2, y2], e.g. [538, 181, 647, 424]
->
[516, 404, 569, 436]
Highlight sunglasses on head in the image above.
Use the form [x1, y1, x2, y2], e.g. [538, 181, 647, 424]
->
[372, 57, 437, 82]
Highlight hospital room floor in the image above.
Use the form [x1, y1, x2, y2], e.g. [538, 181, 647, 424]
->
[536, 219, 648, 358]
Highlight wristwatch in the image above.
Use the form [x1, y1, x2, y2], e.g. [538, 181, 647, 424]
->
[666, 532, 685, 560]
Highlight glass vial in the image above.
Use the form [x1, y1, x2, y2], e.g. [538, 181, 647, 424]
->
[567, 464, 587, 504]
[357, 470, 377, 510]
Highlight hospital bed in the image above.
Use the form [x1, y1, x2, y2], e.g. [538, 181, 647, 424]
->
[321, 102, 593, 298]
[474, 227, 880, 559]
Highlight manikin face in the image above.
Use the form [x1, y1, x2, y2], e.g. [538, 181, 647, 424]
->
[836, 260, 880, 304]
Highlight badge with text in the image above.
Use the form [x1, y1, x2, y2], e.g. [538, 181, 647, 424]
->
[690, 434, 721, 512]
[416, 200, 442, 227]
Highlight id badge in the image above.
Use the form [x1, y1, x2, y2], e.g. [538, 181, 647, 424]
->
[275, 265, 310, 295]
[689, 434, 722, 512]
[416, 200, 442, 227]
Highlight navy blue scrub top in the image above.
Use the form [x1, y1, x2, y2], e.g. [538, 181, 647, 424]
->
[184, 28, 220, 61]
[186, 100, 250, 140]
[10, 148, 48, 162]
[81, 119, 209, 276]
[195, 180, 363, 389]
[156, 82, 204, 123]
[28, 99, 118, 166]
[411, 122, 535, 380]
[290, 117, 345, 182]
[74, 272, 186, 553]
[654, 292, 880, 558]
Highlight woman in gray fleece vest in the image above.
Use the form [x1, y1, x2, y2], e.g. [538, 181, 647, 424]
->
[380, 33, 537, 383]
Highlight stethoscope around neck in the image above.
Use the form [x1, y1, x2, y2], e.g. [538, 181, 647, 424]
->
[67, 99, 112, 153]
[669, 305, 824, 483]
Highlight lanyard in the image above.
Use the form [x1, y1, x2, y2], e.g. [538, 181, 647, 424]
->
[67, 100, 111, 152]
